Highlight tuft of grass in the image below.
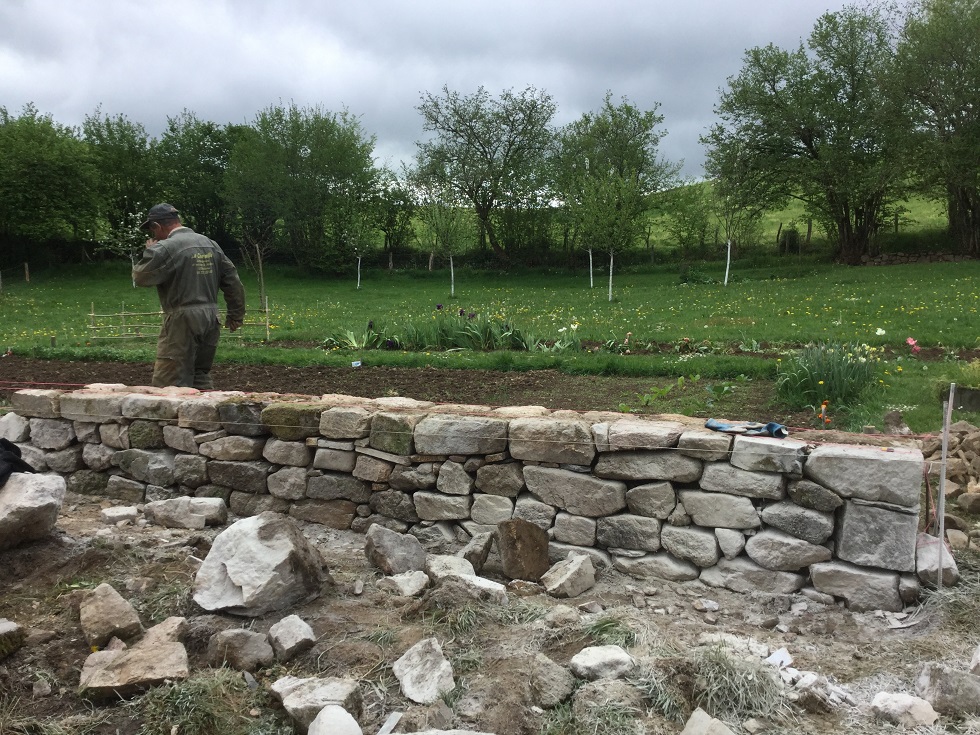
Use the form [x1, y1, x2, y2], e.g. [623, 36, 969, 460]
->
[584, 616, 637, 649]
[133, 668, 291, 735]
[922, 548, 980, 631]
[362, 625, 398, 650]
[690, 645, 790, 722]
[133, 577, 193, 624]
[539, 701, 642, 735]
[630, 665, 689, 724]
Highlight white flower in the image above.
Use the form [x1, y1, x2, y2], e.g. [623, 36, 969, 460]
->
[558, 327, 567, 333]
[876, 328, 886, 336]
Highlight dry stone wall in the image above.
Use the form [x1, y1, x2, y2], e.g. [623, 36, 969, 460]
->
[4, 384, 930, 612]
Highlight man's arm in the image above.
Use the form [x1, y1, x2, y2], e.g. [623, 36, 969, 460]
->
[132, 240, 171, 287]
[216, 249, 246, 330]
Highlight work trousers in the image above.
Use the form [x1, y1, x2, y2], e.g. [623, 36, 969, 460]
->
[152, 306, 221, 390]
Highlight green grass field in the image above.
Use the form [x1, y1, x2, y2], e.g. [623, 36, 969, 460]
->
[2, 258, 978, 432]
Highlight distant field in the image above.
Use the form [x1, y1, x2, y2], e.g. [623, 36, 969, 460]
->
[2, 259, 974, 350]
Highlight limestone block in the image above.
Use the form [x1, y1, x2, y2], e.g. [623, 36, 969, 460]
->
[760, 501, 835, 545]
[0, 412, 30, 442]
[319, 406, 373, 439]
[677, 490, 760, 529]
[804, 444, 924, 508]
[600, 419, 684, 451]
[112, 449, 175, 486]
[307, 473, 370, 503]
[263, 438, 312, 467]
[700, 556, 806, 595]
[677, 430, 732, 461]
[199, 436, 265, 461]
[365, 412, 420, 456]
[60, 391, 124, 423]
[46, 445, 84, 473]
[413, 491, 472, 521]
[369, 490, 421, 522]
[68, 469, 110, 496]
[596, 514, 661, 553]
[414, 414, 508, 455]
[594, 450, 702, 483]
[731, 435, 807, 475]
[177, 397, 224, 431]
[11, 389, 62, 418]
[699, 462, 784, 500]
[745, 529, 831, 571]
[121, 394, 183, 420]
[612, 552, 700, 581]
[290, 499, 357, 528]
[470, 494, 513, 525]
[553, 512, 597, 546]
[267, 467, 308, 500]
[174, 454, 208, 489]
[436, 460, 473, 495]
[218, 401, 266, 437]
[99, 423, 129, 450]
[475, 461, 525, 497]
[810, 560, 902, 612]
[625, 481, 676, 519]
[313, 448, 356, 472]
[261, 402, 326, 441]
[353, 455, 393, 483]
[207, 460, 271, 494]
[524, 466, 626, 517]
[836, 499, 918, 573]
[29, 418, 75, 450]
[514, 493, 558, 529]
[162, 425, 198, 454]
[509, 417, 596, 465]
[0, 473, 66, 550]
[660, 524, 719, 567]
[194, 513, 327, 615]
[127, 420, 165, 450]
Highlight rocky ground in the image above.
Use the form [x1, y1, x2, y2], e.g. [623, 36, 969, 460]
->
[2, 486, 980, 735]
[3, 355, 980, 734]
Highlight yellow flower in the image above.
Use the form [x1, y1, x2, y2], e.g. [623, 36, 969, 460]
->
[818, 380, 824, 385]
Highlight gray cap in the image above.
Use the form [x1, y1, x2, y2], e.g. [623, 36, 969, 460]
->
[140, 203, 180, 229]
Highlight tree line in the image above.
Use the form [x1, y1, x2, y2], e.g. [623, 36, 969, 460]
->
[0, 0, 976, 273]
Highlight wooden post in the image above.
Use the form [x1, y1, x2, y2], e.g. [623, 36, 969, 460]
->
[24, 262, 29, 283]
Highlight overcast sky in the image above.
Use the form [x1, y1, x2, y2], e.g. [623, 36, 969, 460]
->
[0, 0, 852, 178]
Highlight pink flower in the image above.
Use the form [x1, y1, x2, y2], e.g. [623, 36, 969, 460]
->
[906, 337, 917, 347]
[912, 345, 921, 354]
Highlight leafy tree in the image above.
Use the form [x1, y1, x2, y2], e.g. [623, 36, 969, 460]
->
[415, 85, 556, 262]
[896, 0, 980, 254]
[375, 168, 417, 269]
[224, 103, 379, 275]
[555, 93, 677, 299]
[82, 108, 158, 241]
[413, 174, 476, 297]
[0, 104, 99, 244]
[156, 110, 234, 243]
[704, 6, 908, 264]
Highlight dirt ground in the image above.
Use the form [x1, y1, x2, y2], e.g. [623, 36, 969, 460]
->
[1, 354, 979, 734]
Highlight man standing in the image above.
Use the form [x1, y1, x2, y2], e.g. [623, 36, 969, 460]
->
[133, 203, 246, 389]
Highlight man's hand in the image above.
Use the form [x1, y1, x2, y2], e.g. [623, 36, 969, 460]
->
[225, 318, 243, 332]
[144, 238, 158, 247]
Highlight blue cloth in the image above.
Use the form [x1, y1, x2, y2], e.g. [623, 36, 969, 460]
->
[704, 418, 789, 439]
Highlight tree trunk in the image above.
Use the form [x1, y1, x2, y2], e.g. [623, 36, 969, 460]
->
[428, 251, 435, 271]
[588, 248, 594, 289]
[450, 254, 455, 298]
[607, 250, 614, 302]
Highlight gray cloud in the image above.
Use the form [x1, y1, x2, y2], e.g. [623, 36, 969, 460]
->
[1, 0, 850, 177]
